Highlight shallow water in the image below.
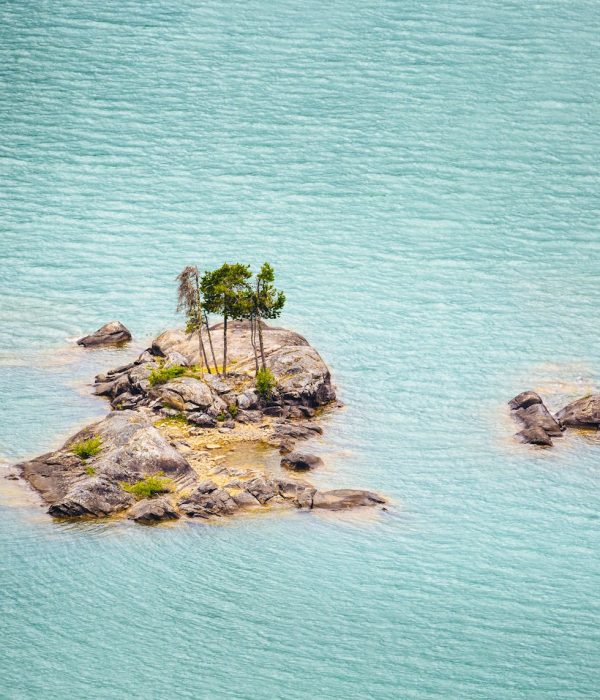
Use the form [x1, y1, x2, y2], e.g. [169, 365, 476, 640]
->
[1, 1, 600, 697]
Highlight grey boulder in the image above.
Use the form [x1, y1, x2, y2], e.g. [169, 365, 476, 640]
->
[281, 452, 324, 471]
[77, 321, 132, 347]
[312, 489, 386, 511]
[128, 497, 180, 524]
[555, 394, 600, 428]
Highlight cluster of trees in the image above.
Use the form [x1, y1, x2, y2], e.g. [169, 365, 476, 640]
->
[176, 262, 285, 377]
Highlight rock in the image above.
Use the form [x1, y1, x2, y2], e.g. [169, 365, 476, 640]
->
[154, 377, 213, 411]
[274, 478, 316, 508]
[508, 391, 544, 411]
[231, 490, 261, 508]
[237, 390, 259, 410]
[263, 405, 287, 418]
[268, 345, 335, 407]
[48, 477, 134, 517]
[281, 452, 324, 471]
[312, 489, 386, 511]
[243, 476, 277, 504]
[128, 497, 180, 523]
[187, 413, 217, 428]
[205, 443, 221, 450]
[236, 410, 263, 424]
[18, 411, 196, 517]
[203, 374, 231, 395]
[508, 391, 563, 443]
[555, 394, 600, 428]
[163, 352, 189, 369]
[178, 486, 237, 518]
[516, 427, 553, 446]
[288, 405, 315, 419]
[77, 321, 132, 348]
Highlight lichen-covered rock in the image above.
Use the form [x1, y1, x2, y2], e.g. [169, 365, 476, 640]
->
[77, 321, 132, 347]
[312, 490, 386, 511]
[274, 478, 316, 508]
[555, 394, 600, 428]
[128, 497, 180, 524]
[153, 377, 214, 412]
[243, 476, 277, 504]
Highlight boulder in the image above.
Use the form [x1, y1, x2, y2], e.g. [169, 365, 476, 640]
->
[508, 391, 562, 445]
[77, 321, 132, 347]
[555, 395, 600, 428]
[178, 486, 237, 518]
[17, 411, 196, 517]
[128, 497, 180, 524]
[48, 478, 134, 517]
[231, 490, 262, 508]
[281, 452, 324, 471]
[187, 412, 217, 428]
[163, 352, 189, 369]
[312, 489, 386, 511]
[274, 478, 315, 508]
[243, 476, 277, 504]
[154, 377, 213, 411]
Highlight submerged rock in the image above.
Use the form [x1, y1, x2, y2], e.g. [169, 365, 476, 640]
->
[281, 452, 324, 471]
[77, 321, 132, 347]
[312, 490, 386, 511]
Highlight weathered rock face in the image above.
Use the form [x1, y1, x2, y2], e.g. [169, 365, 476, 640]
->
[178, 482, 238, 518]
[508, 391, 563, 446]
[17, 410, 197, 517]
[128, 497, 180, 524]
[555, 395, 600, 428]
[77, 321, 132, 347]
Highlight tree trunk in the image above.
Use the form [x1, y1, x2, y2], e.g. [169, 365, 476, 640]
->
[193, 271, 210, 374]
[204, 310, 220, 376]
[257, 317, 266, 370]
[223, 313, 228, 376]
[250, 315, 259, 375]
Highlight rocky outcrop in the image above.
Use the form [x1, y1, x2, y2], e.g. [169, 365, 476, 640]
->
[178, 481, 238, 518]
[509, 389, 600, 447]
[508, 391, 563, 446]
[555, 395, 600, 428]
[95, 321, 335, 415]
[77, 321, 132, 347]
[17, 410, 197, 517]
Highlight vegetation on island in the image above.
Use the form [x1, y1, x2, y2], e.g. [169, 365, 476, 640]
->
[71, 436, 102, 460]
[121, 473, 174, 500]
[175, 262, 285, 391]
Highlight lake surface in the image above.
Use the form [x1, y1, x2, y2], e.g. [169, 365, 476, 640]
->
[1, 1, 599, 697]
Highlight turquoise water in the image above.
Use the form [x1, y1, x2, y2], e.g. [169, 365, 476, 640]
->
[1, 1, 600, 697]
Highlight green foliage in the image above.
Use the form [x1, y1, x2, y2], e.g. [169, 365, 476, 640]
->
[71, 436, 102, 460]
[201, 263, 252, 320]
[255, 262, 286, 320]
[216, 411, 226, 422]
[155, 413, 189, 427]
[148, 365, 187, 386]
[85, 466, 96, 476]
[121, 474, 174, 500]
[255, 368, 277, 399]
[228, 402, 238, 418]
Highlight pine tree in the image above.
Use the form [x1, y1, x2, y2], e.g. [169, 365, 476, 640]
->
[176, 266, 211, 376]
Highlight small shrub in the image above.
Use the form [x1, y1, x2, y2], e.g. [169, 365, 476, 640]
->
[256, 368, 277, 399]
[148, 365, 187, 387]
[121, 474, 174, 500]
[155, 413, 189, 427]
[85, 466, 96, 476]
[216, 411, 226, 422]
[71, 436, 102, 460]
[228, 402, 238, 418]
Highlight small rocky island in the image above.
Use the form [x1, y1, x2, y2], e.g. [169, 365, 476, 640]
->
[509, 390, 600, 446]
[16, 320, 385, 524]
